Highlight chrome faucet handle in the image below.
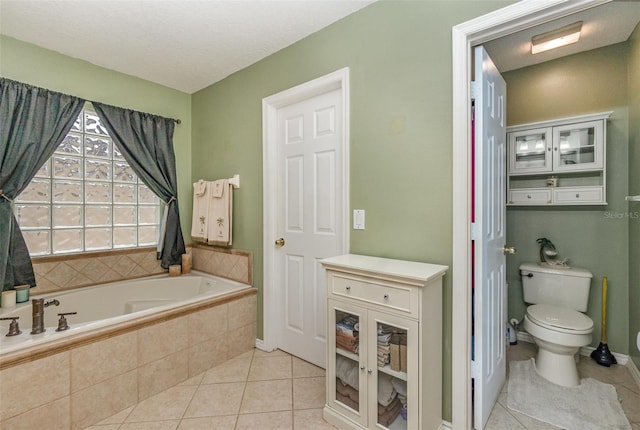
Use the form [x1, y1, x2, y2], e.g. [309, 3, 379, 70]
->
[0, 317, 22, 336]
[56, 312, 77, 332]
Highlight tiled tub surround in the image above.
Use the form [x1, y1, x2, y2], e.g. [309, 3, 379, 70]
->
[0, 283, 257, 430]
[0, 272, 249, 357]
[30, 245, 252, 296]
[190, 245, 252, 285]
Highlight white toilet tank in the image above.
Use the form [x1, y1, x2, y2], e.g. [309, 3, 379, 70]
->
[520, 263, 592, 312]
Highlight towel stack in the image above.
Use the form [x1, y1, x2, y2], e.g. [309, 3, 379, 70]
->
[377, 324, 393, 367]
[336, 315, 359, 354]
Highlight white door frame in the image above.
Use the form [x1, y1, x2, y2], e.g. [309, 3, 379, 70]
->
[262, 67, 350, 352]
[451, 1, 610, 428]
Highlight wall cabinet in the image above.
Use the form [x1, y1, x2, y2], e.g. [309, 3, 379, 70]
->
[507, 111, 611, 205]
[321, 254, 447, 430]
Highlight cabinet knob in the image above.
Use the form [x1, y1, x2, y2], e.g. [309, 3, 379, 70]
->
[527, 195, 531, 199]
[367, 369, 373, 375]
[360, 365, 365, 371]
[345, 286, 351, 292]
[576, 194, 580, 198]
[383, 294, 389, 300]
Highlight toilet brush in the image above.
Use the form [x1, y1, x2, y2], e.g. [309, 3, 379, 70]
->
[590, 276, 617, 367]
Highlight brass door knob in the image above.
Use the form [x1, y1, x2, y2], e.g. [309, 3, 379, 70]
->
[502, 246, 516, 255]
[275, 238, 285, 246]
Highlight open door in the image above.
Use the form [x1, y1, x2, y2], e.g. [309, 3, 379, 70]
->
[472, 45, 509, 430]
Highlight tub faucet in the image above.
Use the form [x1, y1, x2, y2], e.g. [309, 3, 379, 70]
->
[30, 298, 60, 335]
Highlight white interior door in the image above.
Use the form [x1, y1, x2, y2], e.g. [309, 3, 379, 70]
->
[274, 88, 345, 368]
[472, 45, 508, 430]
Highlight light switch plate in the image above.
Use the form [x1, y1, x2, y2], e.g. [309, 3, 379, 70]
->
[353, 209, 365, 230]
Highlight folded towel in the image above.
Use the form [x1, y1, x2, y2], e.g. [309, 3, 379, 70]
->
[392, 377, 407, 397]
[191, 180, 210, 241]
[377, 373, 397, 407]
[207, 179, 233, 246]
[378, 400, 401, 427]
[336, 378, 359, 403]
[336, 356, 359, 390]
[336, 392, 359, 411]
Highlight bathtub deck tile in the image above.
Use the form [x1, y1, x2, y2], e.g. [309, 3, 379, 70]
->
[71, 331, 138, 393]
[71, 369, 138, 430]
[138, 317, 188, 366]
[0, 351, 70, 421]
[227, 294, 256, 330]
[1, 395, 70, 430]
[188, 335, 229, 377]
[138, 349, 189, 401]
[187, 303, 228, 346]
[125, 385, 197, 423]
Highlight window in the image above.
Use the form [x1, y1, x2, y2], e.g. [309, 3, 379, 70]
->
[15, 106, 161, 256]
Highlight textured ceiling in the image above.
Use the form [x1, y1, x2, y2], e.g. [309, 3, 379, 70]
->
[0, 0, 374, 93]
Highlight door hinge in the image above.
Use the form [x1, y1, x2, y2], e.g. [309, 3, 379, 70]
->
[471, 81, 480, 100]
[470, 359, 480, 378]
[470, 222, 479, 240]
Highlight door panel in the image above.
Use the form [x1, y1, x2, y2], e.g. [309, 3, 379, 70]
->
[276, 88, 344, 368]
[473, 45, 507, 430]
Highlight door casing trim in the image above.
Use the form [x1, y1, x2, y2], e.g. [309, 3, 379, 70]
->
[451, 1, 610, 428]
[262, 67, 350, 353]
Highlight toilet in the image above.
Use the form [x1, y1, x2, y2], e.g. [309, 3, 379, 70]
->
[520, 263, 594, 387]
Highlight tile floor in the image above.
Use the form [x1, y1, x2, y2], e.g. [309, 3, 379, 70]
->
[485, 342, 640, 430]
[85, 348, 335, 430]
[86, 343, 640, 430]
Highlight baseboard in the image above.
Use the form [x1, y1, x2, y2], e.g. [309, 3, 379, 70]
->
[628, 356, 640, 391]
[439, 420, 452, 429]
[255, 338, 267, 351]
[515, 332, 628, 365]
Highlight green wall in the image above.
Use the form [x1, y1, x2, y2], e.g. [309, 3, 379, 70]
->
[504, 43, 630, 354]
[0, 36, 193, 236]
[191, 0, 513, 421]
[628, 24, 640, 369]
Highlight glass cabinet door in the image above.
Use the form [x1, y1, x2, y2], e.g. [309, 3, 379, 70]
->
[552, 120, 604, 171]
[330, 302, 366, 424]
[508, 127, 553, 174]
[370, 313, 418, 430]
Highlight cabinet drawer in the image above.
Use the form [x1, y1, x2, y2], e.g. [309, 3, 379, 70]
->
[330, 274, 417, 316]
[553, 187, 603, 204]
[508, 189, 551, 205]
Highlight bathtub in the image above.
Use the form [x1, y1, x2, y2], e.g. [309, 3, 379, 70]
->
[0, 269, 257, 429]
[0, 271, 253, 362]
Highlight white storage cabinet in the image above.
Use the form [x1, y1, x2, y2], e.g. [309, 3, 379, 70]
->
[507, 111, 611, 205]
[321, 254, 447, 430]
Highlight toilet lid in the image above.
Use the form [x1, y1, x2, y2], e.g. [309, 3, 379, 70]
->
[527, 304, 593, 334]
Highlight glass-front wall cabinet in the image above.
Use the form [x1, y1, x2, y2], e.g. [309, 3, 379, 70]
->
[509, 127, 552, 174]
[552, 120, 603, 171]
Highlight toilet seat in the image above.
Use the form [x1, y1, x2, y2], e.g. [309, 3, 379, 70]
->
[526, 304, 593, 335]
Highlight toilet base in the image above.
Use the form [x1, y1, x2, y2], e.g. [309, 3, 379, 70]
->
[535, 344, 580, 387]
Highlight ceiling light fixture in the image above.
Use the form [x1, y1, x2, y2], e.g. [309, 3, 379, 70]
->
[531, 21, 583, 55]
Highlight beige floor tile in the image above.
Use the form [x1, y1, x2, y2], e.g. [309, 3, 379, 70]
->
[248, 356, 292, 381]
[292, 357, 325, 378]
[254, 348, 290, 358]
[506, 408, 562, 429]
[84, 425, 120, 430]
[631, 422, 640, 430]
[578, 358, 635, 386]
[178, 373, 205, 386]
[293, 377, 326, 410]
[138, 350, 190, 400]
[183, 382, 245, 418]
[485, 402, 526, 430]
[240, 379, 293, 414]
[126, 386, 197, 423]
[236, 349, 255, 360]
[616, 383, 640, 423]
[96, 406, 134, 425]
[202, 356, 252, 384]
[119, 421, 180, 430]
[177, 415, 237, 430]
[236, 411, 292, 429]
[293, 408, 336, 429]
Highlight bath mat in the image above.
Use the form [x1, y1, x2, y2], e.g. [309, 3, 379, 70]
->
[507, 359, 631, 430]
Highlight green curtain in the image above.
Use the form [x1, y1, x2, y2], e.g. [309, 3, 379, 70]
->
[0, 78, 85, 291]
[92, 102, 185, 268]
